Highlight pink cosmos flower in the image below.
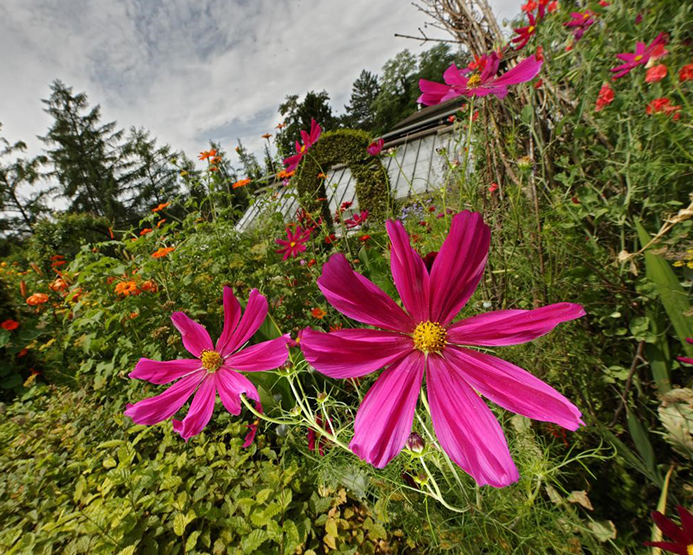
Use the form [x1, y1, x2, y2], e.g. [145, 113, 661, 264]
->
[283, 119, 322, 172]
[367, 138, 385, 156]
[678, 338, 693, 365]
[611, 33, 668, 80]
[418, 52, 543, 106]
[512, 12, 538, 50]
[300, 211, 584, 487]
[563, 11, 595, 42]
[125, 288, 290, 440]
[275, 226, 310, 260]
[344, 210, 369, 229]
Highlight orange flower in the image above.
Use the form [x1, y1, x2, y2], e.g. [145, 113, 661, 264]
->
[156, 219, 167, 228]
[317, 172, 327, 179]
[329, 324, 343, 332]
[49, 277, 68, 292]
[26, 293, 49, 306]
[1, 319, 19, 330]
[17, 348, 28, 357]
[19, 280, 26, 298]
[232, 178, 252, 189]
[152, 202, 170, 213]
[276, 122, 286, 130]
[198, 149, 217, 161]
[108, 227, 115, 239]
[140, 279, 158, 293]
[152, 247, 175, 259]
[69, 287, 83, 302]
[129, 312, 139, 319]
[140, 228, 153, 236]
[262, 133, 272, 139]
[311, 307, 327, 319]
[277, 169, 295, 180]
[50, 254, 65, 261]
[114, 280, 140, 296]
[307, 258, 317, 267]
[51, 260, 67, 268]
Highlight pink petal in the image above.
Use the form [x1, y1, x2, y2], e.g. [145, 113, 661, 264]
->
[490, 56, 542, 87]
[386, 220, 430, 322]
[224, 335, 290, 372]
[129, 358, 202, 384]
[349, 352, 424, 468]
[426, 354, 518, 487]
[215, 287, 242, 354]
[447, 303, 585, 346]
[221, 289, 268, 356]
[429, 211, 490, 325]
[444, 347, 584, 430]
[318, 253, 414, 332]
[418, 79, 454, 106]
[171, 312, 214, 357]
[301, 327, 413, 378]
[216, 367, 261, 415]
[443, 64, 469, 86]
[172, 375, 217, 440]
[124, 372, 205, 425]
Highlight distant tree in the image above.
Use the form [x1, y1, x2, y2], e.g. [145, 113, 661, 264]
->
[120, 127, 182, 216]
[342, 70, 381, 131]
[0, 124, 49, 236]
[234, 139, 262, 181]
[276, 90, 337, 157]
[39, 80, 129, 222]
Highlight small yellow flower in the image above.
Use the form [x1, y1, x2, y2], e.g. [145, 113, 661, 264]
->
[674, 261, 685, 267]
[688, 261, 693, 269]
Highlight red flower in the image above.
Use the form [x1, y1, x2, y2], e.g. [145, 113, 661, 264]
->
[488, 183, 499, 194]
[646, 64, 667, 83]
[359, 235, 371, 242]
[344, 210, 369, 229]
[512, 12, 538, 50]
[1, 319, 19, 330]
[534, 79, 543, 89]
[595, 83, 615, 112]
[680, 63, 693, 82]
[547, 0, 558, 13]
[535, 46, 544, 61]
[645, 506, 693, 554]
[521, 0, 537, 13]
[647, 97, 682, 119]
[324, 234, 336, 244]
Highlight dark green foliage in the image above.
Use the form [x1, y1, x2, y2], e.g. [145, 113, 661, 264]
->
[292, 129, 390, 223]
[342, 70, 381, 132]
[40, 80, 129, 222]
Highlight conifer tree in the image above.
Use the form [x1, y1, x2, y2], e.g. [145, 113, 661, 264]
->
[343, 70, 381, 131]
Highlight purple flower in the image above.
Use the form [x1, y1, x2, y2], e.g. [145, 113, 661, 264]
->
[125, 288, 290, 440]
[564, 11, 596, 42]
[300, 211, 584, 487]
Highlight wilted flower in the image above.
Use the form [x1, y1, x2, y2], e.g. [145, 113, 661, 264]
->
[300, 212, 584, 487]
[125, 287, 290, 440]
[49, 277, 69, 292]
[418, 52, 542, 105]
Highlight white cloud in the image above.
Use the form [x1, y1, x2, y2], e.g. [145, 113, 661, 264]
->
[0, 0, 520, 174]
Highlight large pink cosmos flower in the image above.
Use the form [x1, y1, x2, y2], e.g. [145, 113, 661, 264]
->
[125, 287, 290, 440]
[275, 226, 310, 260]
[300, 211, 584, 488]
[611, 33, 668, 80]
[418, 52, 542, 106]
[283, 119, 322, 172]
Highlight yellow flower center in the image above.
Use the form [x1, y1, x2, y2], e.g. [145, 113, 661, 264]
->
[528, 25, 535, 33]
[290, 241, 296, 247]
[413, 321, 447, 354]
[200, 349, 223, 372]
[635, 54, 643, 62]
[688, 545, 693, 555]
[467, 73, 481, 88]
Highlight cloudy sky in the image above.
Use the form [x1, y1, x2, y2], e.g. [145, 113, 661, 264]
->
[0, 0, 518, 166]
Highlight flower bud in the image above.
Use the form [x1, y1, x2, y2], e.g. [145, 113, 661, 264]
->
[406, 432, 425, 453]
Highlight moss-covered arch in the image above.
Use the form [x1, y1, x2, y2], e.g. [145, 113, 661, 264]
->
[293, 129, 390, 225]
